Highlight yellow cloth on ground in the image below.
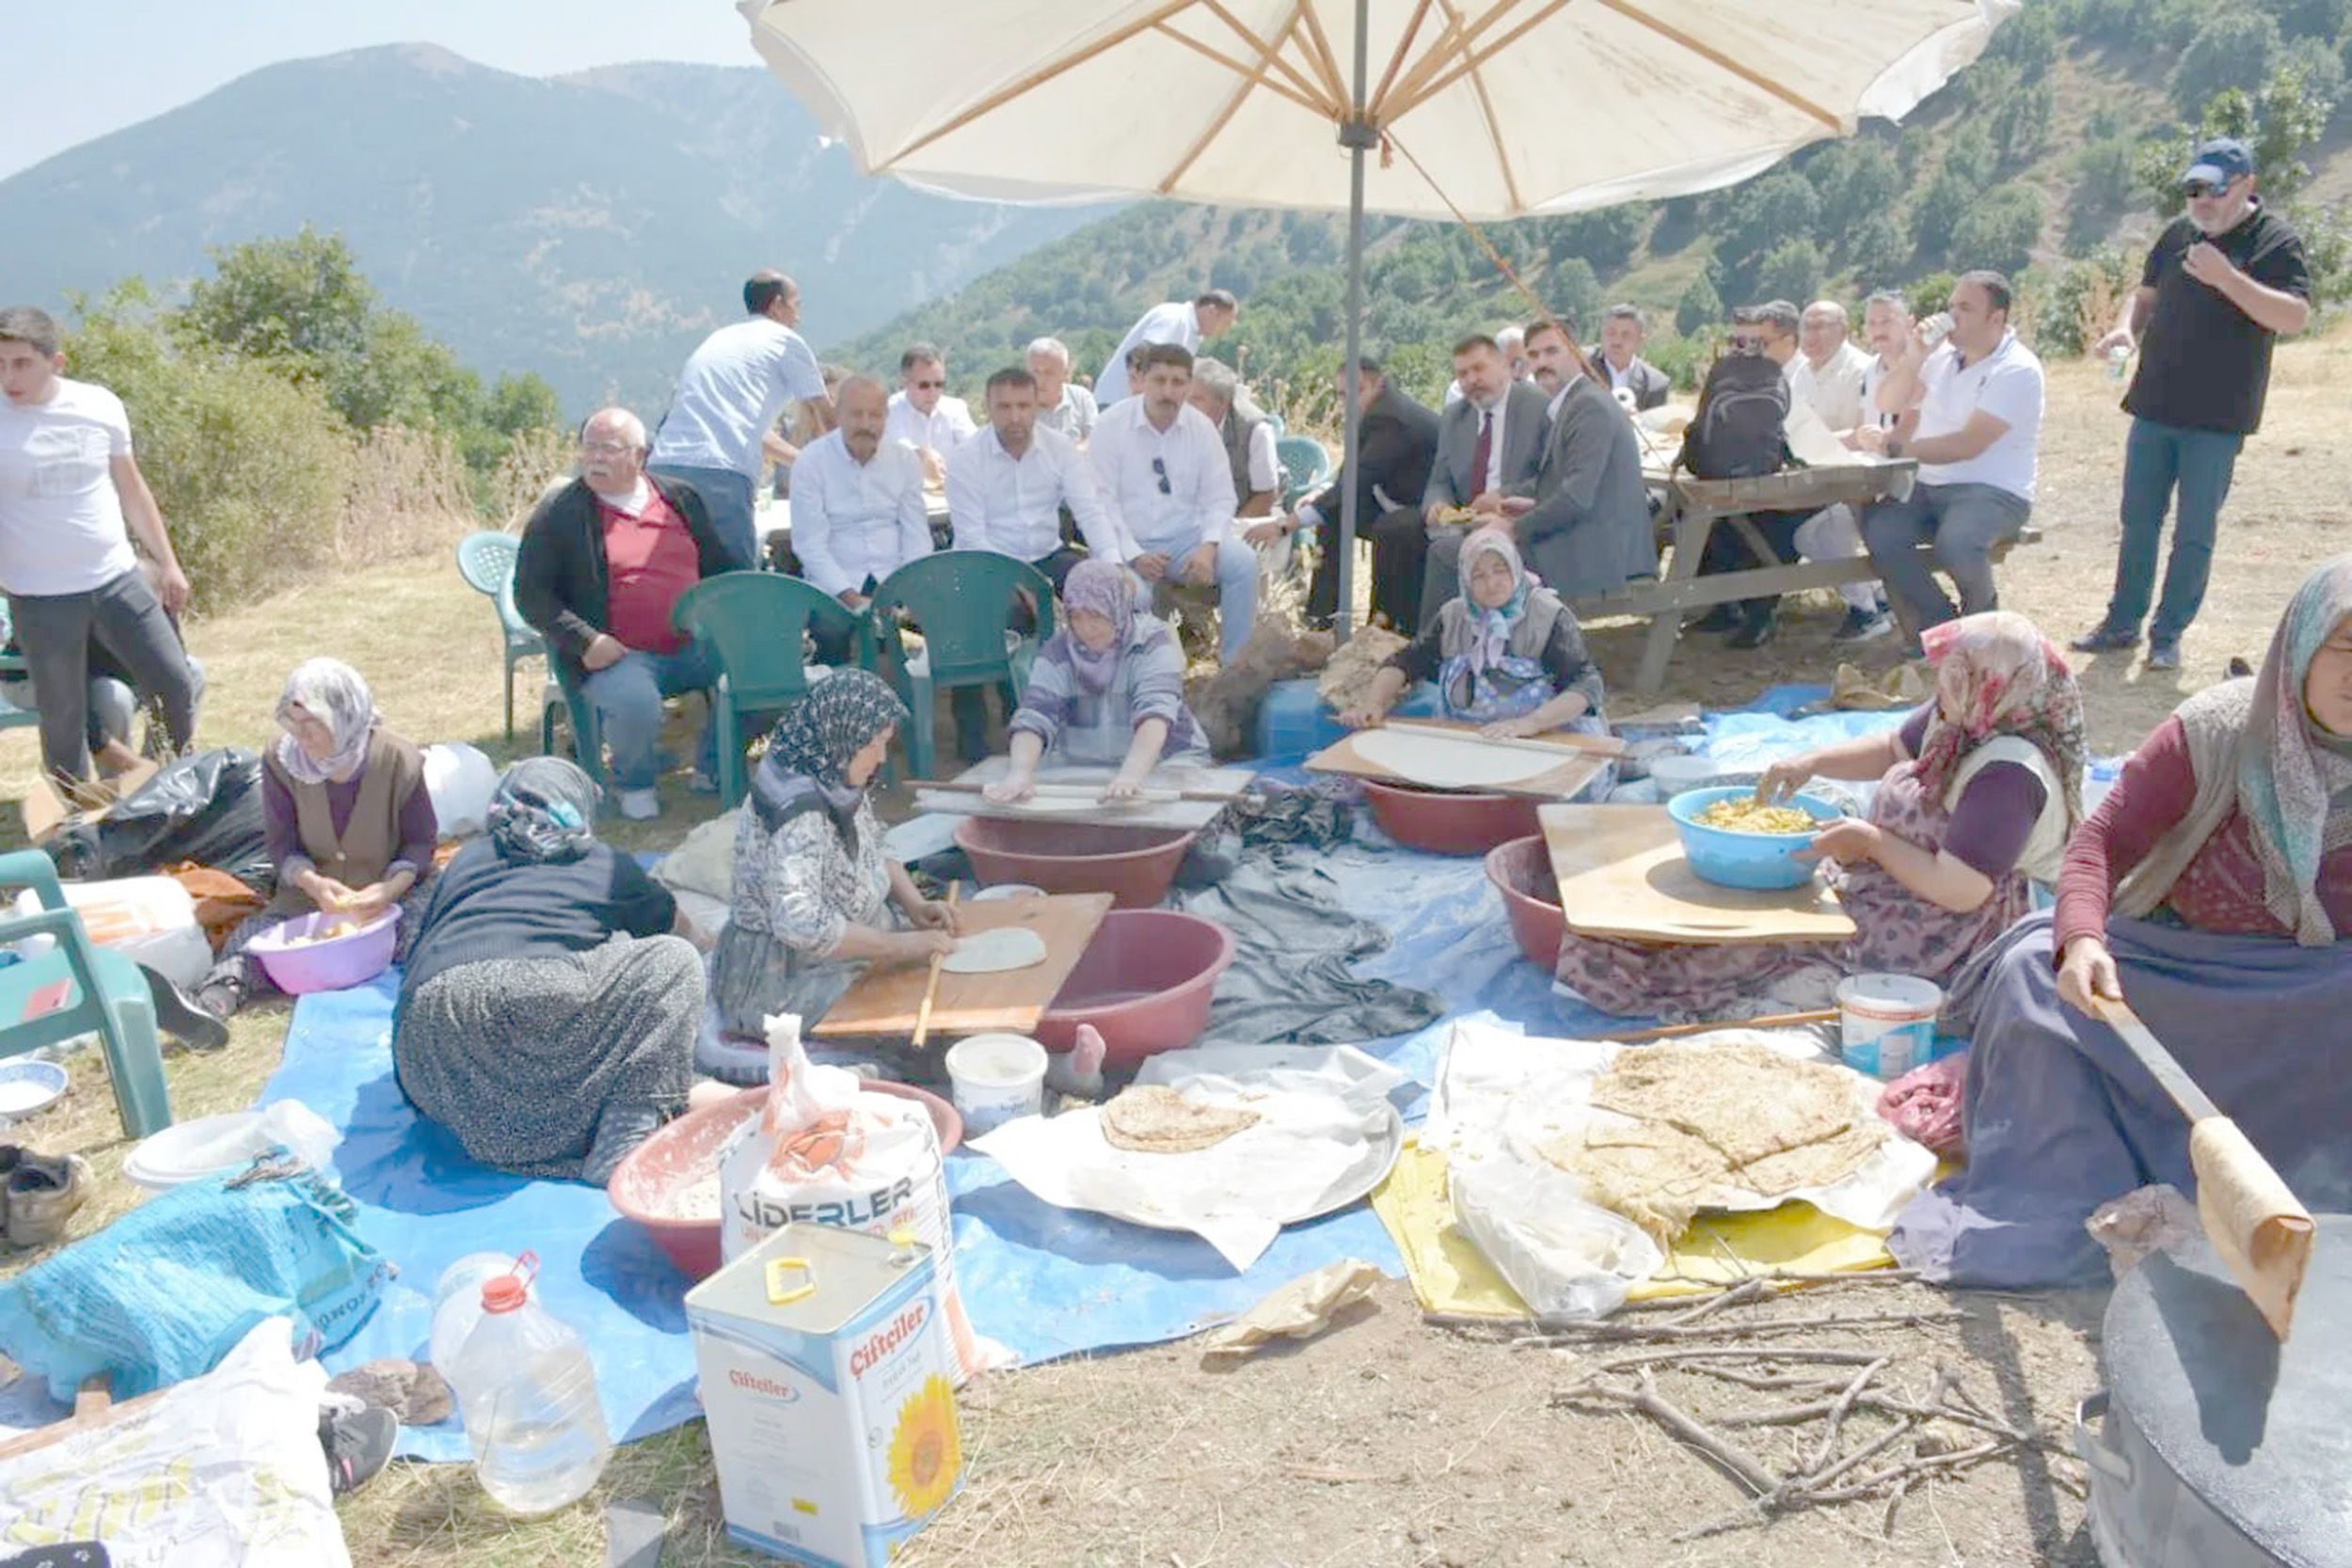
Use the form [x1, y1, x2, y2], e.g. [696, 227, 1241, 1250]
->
[1371, 1139, 1895, 1315]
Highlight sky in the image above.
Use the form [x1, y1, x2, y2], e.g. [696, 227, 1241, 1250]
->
[3, 2, 757, 179]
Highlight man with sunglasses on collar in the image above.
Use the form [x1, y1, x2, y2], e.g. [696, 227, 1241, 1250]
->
[2072, 136, 2312, 672]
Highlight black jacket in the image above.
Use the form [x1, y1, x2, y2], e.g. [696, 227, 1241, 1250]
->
[1308, 385, 1440, 523]
[515, 474, 738, 683]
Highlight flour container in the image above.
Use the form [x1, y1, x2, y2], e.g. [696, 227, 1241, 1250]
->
[688, 1222, 962, 1565]
[445, 1253, 612, 1514]
[942, 1034, 1046, 1135]
[1836, 974, 1942, 1078]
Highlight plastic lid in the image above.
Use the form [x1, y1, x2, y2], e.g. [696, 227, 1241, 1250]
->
[480, 1250, 539, 1313]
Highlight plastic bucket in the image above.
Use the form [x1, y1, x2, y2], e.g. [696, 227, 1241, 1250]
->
[944, 1034, 1048, 1135]
[1836, 974, 1942, 1079]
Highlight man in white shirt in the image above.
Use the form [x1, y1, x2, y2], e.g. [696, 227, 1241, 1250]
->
[1861, 270, 2046, 641]
[789, 375, 932, 621]
[1781, 299, 1892, 642]
[647, 270, 833, 573]
[1025, 338, 1099, 445]
[1090, 344, 1252, 659]
[884, 343, 977, 482]
[1093, 289, 1239, 408]
[948, 368, 1123, 589]
[0, 306, 200, 788]
[1850, 291, 1914, 444]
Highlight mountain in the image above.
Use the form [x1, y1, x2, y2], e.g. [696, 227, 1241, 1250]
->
[0, 44, 1121, 414]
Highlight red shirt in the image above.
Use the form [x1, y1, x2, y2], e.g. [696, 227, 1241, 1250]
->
[599, 490, 700, 655]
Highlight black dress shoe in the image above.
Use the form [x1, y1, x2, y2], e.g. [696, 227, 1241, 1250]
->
[142, 964, 230, 1052]
[2069, 624, 2138, 653]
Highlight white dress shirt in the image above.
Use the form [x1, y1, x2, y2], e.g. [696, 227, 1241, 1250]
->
[1089, 398, 1238, 557]
[883, 391, 977, 455]
[787, 432, 933, 596]
[1787, 340, 1874, 433]
[946, 424, 1122, 563]
[1094, 301, 1200, 407]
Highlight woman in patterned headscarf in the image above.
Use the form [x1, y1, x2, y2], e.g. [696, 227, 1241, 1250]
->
[196, 658, 439, 1020]
[1895, 558, 2352, 1287]
[707, 669, 959, 1062]
[1553, 610, 2084, 1023]
[986, 557, 1209, 804]
[394, 758, 718, 1185]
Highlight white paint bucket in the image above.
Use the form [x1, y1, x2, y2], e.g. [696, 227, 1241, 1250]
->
[1836, 974, 1942, 1079]
[944, 1033, 1048, 1135]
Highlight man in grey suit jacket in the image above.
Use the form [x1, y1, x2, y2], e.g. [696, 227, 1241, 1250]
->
[1408, 334, 1552, 633]
[1593, 303, 1672, 412]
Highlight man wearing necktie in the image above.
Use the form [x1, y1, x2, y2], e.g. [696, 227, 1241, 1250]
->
[1413, 333, 1552, 636]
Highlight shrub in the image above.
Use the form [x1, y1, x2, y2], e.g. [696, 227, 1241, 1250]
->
[1754, 237, 1825, 307]
[2170, 8, 2284, 119]
[1950, 184, 2046, 277]
[1675, 273, 1725, 338]
[2031, 247, 2139, 356]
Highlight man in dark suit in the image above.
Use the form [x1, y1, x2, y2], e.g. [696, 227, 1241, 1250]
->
[1409, 333, 1551, 635]
[1255, 356, 1438, 629]
[1592, 303, 1672, 412]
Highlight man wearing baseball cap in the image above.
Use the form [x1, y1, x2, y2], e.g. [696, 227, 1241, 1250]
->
[2072, 136, 2312, 672]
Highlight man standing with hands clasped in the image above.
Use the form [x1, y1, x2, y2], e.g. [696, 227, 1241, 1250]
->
[2071, 136, 2312, 673]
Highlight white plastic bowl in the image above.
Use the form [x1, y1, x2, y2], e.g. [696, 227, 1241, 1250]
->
[0, 1059, 67, 1125]
[122, 1110, 274, 1189]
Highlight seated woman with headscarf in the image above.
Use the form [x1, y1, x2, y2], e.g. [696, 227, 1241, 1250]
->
[708, 669, 959, 1053]
[1337, 529, 1613, 790]
[1552, 610, 2083, 1022]
[1894, 560, 2352, 1287]
[394, 758, 714, 1184]
[984, 557, 1212, 804]
[197, 658, 437, 1020]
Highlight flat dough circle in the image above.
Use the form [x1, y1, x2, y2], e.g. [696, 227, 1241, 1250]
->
[1007, 795, 1093, 814]
[1354, 728, 1556, 789]
[1100, 1085, 1263, 1153]
[942, 927, 1049, 974]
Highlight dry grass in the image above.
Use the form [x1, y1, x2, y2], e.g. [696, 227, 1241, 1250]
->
[341, 427, 481, 571]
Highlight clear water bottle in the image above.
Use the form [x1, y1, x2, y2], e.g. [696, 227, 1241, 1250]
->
[2084, 759, 2122, 818]
[429, 1252, 516, 1373]
[446, 1254, 612, 1514]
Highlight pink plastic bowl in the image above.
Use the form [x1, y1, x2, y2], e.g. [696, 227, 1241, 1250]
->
[1032, 910, 1236, 1069]
[1486, 835, 1565, 969]
[607, 1080, 961, 1282]
[246, 908, 401, 994]
[1362, 777, 1543, 857]
[954, 816, 1197, 910]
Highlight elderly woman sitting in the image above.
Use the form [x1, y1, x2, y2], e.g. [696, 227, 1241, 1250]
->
[1895, 558, 2352, 1286]
[393, 758, 713, 1184]
[198, 658, 437, 1020]
[985, 556, 1212, 804]
[707, 670, 959, 1059]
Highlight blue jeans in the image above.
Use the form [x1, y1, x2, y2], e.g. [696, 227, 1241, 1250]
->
[1862, 482, 2031, 633]
[2103, 418, 2244, 646]
[647, 464, 756, 572]
[1139, 536, 1258, 658]
[582, 644, 717, 792]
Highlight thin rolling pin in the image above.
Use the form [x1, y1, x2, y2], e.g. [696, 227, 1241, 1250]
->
[907, 880, 960, 1052]
[910, 778, 1248, 804]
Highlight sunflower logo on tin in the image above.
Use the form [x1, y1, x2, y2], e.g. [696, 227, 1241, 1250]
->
[886, 1374, 961, 1518]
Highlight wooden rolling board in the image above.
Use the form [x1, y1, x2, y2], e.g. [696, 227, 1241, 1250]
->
[811, 892, 1113, 1039]
[1539, 803, 1854, 946]
[914, 761, 1252, 832]
[1308, 718, 1620, 800]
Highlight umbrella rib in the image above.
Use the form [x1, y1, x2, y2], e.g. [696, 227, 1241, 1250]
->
[1369, 0, 1438, 111]
[1590, 0, 1842, 130]
[1157, 9, 1323, 190]
[1194, 0, 1335, 110]
[1383, 0, 1564, 121]
[1436, 0, 1523, 214]
[1153, 20, 1329, 117]
[1293, 2, 1352, 112]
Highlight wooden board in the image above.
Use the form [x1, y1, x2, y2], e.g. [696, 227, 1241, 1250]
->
[915, 761, 1252, 832]
[811, 892, 1113, 1039]
[1308, 718, 1620, 800]
[1539, 804, 1855, 946]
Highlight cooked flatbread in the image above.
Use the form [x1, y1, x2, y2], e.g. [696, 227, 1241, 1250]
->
[1100, 1085, 1263, 1154]
[1538, 1119, 1724, 1243]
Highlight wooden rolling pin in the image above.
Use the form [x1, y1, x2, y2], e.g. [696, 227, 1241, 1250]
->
[907, 881, 960, 1053]
[1380, 718, 1628, 759]
[911, 779, 1248, 804]
[1590, 1008, 1840, 1043]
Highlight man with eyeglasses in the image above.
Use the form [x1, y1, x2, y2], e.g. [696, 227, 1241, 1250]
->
[516, 408, 735, 821]
[1089, 344, 1253, 659]
[2071, 136, 2312, 673]
[885, 342, 977, 484]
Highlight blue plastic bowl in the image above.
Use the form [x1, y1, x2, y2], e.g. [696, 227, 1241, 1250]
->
[1666, 785, 1841, 891]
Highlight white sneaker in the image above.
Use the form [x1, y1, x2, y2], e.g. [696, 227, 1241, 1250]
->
[617, 787, 660, 821]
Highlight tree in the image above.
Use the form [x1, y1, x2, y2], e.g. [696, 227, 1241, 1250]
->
[2169, 8, 2283, 119]
[1989, 80, 2055, 162]
[179, 227, 374, 383]
[1940, 123, 1998, 188]
[2261, 0, 2349, 41]
[1949, 184, 2045, 276]
[1911, 166, 1976, 261]
[1986, 1, 2061, 75]
[1713, 171, 1820, 293]
[1675, 272, 1724, 338]
[1809, 140, 1902, 235]
[1846, 214, 1910, 285]
[1549, 258, 1604, 342]
[1754, 238, 1824, 308]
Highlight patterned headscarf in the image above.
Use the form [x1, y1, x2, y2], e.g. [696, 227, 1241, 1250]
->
[1915, 610, 2086, 828]
[487, 756, 601, 863]
[1457, 528, 1534, 679]
[273, 658, 379, 785]
[750, 668, 910, 839]
[2236, 555, 2352, 944]
[1059, 557, 1136, 693]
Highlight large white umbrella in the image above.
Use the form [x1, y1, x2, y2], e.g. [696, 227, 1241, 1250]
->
[741, 0, 2017, 633]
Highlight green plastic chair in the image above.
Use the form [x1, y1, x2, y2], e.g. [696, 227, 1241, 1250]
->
[0, 850, 173, 1138]
[671, 571, 875, 807]
[1277, 435, 1332, 510]
[453, 531, 546, 744]
[868, 552, 1056, 780]
[540, 659, 605, 797]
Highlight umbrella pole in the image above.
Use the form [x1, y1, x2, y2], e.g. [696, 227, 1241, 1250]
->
[1335, 0, 1373, 644]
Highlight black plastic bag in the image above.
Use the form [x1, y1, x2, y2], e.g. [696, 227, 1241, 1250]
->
[48, 748, 274, 894]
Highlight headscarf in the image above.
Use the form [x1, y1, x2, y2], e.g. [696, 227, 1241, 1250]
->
[273, 658, 379, 785]
[1914, 610, 2086, 828]
[1059, 557, 1136, 693]
[486, 757, 600, 864]
[750, 668, 910, 841]
[2236, 555, 2352, 943]
[1457, 528, 1534, 680]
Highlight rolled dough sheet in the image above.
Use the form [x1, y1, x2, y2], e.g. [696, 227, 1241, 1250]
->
[1005, 795, 1095, 814]
[1354, 727, 1558, 789]
[942, 926, 1049, 974]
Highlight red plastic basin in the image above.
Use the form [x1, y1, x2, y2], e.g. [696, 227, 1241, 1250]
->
[1486, 834, 1565, 969]
[954, 816, 1196, 909]
[607, 1079, 960, 1282]
[1033, 910, 1236, 1069]
[1362, 778, 1543, 857]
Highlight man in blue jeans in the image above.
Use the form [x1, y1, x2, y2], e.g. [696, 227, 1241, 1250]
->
[516, 409, 733, 821]
[2071, 137, 2312, 672]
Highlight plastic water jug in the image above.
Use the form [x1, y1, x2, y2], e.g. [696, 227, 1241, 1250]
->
[446, 1254, 612, 1514]
[428, 1251, 517, 1374]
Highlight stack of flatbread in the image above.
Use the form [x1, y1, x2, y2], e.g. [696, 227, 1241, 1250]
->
[1100, 1085, 1263, 1154]
[1534, 1040, 1889, 1243]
